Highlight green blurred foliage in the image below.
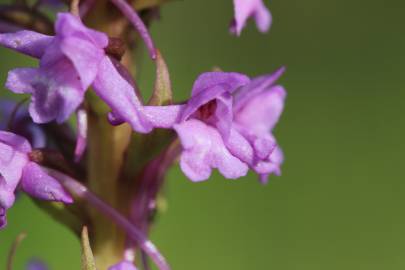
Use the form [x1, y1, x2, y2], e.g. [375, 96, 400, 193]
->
[0, 0, 403, 269]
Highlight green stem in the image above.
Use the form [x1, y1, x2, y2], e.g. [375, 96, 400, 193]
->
[84, 2, 135, 268]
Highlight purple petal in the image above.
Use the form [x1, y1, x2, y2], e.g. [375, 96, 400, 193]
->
[255, 145, 284, 184]
[7, 37, 85, 124]
[0, 176, 15, 210]
[56, 13, 108, 89]
[253, 134, 276, 159]
[45, 14, 107, 90]
[230, 125, 284, 183]
[180, 85, 228, 122]
[55, 13, 108, 48]
[191, 72, 250, 96]
[28, 79, 84, 124]
[231, 124, 283, 179]
[224, 126, 254, 165]
[214, 92, 233, 139]
[0, 30, 52, 58]
[29, 49, 84, 123]
[234, 126, 277, 160]
[107, 112, 126, 126]
[181, 72, 250, 121]
[60, 36, 105, 89]
[253, 0, 272, 33]
[235, 85, 286, 133]
[0, 130, 32, 153]
[143, 105, 184, 128]
[5, 68, 38, 94]
[174, 119, 248, 182]
[93, 56, 153, 133]
[231, 0, 271, 36]
[0, 132, 30, 208]
[21, 162, 73, 203]
[232, 71, 286, 180]
[233, 67, 285, 111]
[108, 260, 138, 270]
[1, 14, 109, 126]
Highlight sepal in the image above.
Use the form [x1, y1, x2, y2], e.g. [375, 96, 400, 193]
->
[148, 49, 172, 106]
[81, 226, 97, 270]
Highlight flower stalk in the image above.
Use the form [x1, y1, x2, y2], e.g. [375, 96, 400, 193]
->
[82, 1, 156, 267]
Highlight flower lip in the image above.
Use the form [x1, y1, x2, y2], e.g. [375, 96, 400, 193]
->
[194, 99, 217, 121]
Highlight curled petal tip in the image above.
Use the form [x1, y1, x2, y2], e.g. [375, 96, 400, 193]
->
[151, 49, 157, 60]
[110, 0, 157, 61]
[277, 65, 287, 74]
[107, 112, 126, 126]
[21, 163, 74, 204]
[57, 192, 74, 204]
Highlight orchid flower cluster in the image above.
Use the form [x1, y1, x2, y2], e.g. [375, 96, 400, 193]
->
[0, 0, 285, 269]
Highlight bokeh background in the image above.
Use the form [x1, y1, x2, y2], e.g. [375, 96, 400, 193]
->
[0, 0, 402, 269]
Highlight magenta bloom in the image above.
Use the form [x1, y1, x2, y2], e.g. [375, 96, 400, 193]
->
[231, 0, 272, 36]
[145, 69, 285, 182]
[109, 260, 137, 270]
[0, 13, 152, 133]
[1, 13, 107, 124]
[0, 131, 72, 229]
[172, 72, 250, 181]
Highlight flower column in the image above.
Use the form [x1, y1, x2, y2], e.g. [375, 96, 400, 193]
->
[84, 1, 141, 268]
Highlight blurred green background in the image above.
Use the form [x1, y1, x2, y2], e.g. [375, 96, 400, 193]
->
[0, 0, 403, 269]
